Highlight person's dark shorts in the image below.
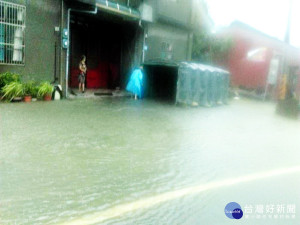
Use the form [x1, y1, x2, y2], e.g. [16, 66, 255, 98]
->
[78, 73, 85, 83]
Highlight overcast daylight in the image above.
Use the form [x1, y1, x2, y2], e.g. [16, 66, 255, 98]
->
[0, 0, 300, 225]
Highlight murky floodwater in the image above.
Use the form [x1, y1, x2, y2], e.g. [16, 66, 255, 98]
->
[0, 98, 300, 225]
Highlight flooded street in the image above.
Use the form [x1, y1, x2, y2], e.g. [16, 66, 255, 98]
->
[0, 98, 300, 225]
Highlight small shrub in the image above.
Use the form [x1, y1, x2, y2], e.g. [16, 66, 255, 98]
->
[31, 86, 39, 98]
[38, 82, 53, 98]
[23, 81, 37, 96]
[2, 82, 24, 101]
[0, 72, 21, 90]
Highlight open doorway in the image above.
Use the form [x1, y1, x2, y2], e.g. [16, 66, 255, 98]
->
[69, 11, 142, 93]
[143, 65, 179, 103]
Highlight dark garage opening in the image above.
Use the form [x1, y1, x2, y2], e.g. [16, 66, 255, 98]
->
[144, 65, 179, 103]
[69, 11, 141, 90]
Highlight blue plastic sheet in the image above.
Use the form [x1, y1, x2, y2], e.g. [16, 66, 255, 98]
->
[126, 68, 144, 98]
[176, 62, 230, 106]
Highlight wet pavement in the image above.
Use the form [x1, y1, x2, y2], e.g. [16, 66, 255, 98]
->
[68, 89, 131, 100]
[0, 97, 300, 225]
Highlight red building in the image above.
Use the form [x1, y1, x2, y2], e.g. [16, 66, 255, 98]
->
[219, 21, 300, 96]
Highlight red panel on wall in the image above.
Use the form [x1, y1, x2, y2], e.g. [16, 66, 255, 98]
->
[96, 62, 109, 88]
[86, 70, 101, 88]
[69, 62, 120, 89]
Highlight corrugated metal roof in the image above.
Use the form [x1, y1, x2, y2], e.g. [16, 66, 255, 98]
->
[96, 0, 140, 19]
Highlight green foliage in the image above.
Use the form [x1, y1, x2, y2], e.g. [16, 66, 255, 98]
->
[38, 82, 53, 97]
[192, 31, 232, 64]
[23, 81, 37, 96]
[0, 72, 21, 90]
[0, 74, 53, 101]
[1, 82, 24, 101]
[31, 86, 39, 98]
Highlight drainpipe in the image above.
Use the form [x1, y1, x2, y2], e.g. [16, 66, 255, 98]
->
[65, 6, 98, 98]
[139, 20, 146, 64]
[142, 29, 146, 64]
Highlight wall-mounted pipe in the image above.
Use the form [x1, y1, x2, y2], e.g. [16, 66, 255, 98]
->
[139, 20, 146, 64]
[54, 41, 57, 83]
[65, 6, 98, 98]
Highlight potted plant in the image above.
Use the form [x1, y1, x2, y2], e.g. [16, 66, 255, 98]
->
[1, 81, 24, 102]
[0, 72, 20, 90]
[31, 85, 39, 101]
[38, 82, 53, 101]
[0, 72, 20, 101]
[23, 81, 35, 102]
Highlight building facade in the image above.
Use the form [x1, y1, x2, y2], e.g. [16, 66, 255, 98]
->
[0, 0, 208, 96]
[0, 0, 62, 82]
[219, 21, 300, 97]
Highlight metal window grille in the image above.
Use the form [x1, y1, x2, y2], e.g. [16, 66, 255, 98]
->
[0, 1, 26, 65]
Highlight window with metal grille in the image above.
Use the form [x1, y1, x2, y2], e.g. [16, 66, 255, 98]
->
[0, 1, 26, 65]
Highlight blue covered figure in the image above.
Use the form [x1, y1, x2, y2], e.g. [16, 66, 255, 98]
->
[126, 67, 144, 100]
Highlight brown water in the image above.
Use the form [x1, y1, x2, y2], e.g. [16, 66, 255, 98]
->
[0, 98, 299, 225]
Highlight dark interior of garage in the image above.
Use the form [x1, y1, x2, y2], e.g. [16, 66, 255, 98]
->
[143, 65, 178, 102]
[69, 11, 141, 90]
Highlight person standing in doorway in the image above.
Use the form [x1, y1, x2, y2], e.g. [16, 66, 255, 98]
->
[126, 66, 144, 100]
[78, 55, 87, 93]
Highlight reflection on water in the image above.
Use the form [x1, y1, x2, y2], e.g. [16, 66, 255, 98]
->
[60, 166, 300, 225]
[0, 98, 300, 225]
